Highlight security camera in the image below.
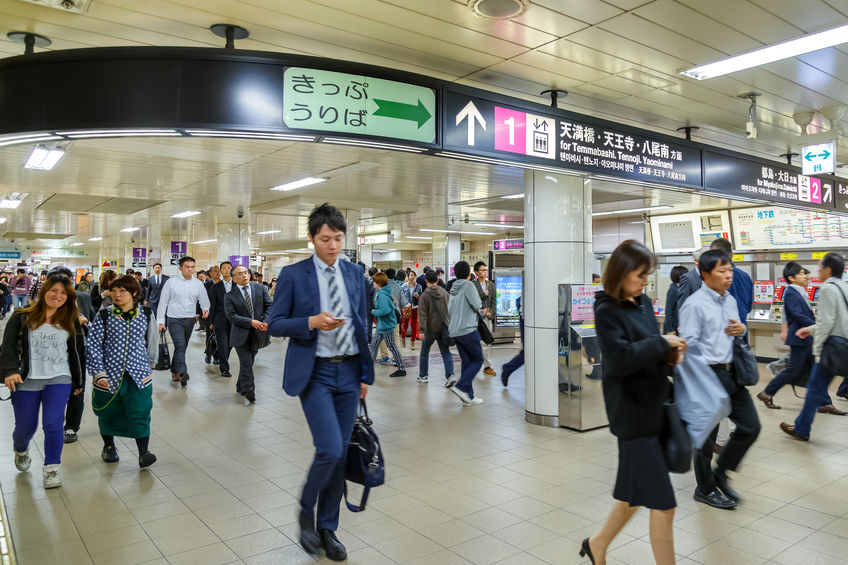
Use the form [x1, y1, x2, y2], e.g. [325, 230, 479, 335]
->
[9, 239, 14, 243]
[464, 214, 470, 224]
[237, 206, 245, 219]
[61, 0, 75, 9]
[746, 121, 758, 139]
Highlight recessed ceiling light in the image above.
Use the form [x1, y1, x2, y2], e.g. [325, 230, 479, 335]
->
[474, 223, 524, 229]
[592, 205, 672, 217]
[404, 236, 433, 240]
[255, 230, 281, 235]
[501, 193, 524, 199]
[88, 237, 102, 241]
[269, 177, 326, 191]
[191, 239, 217, 244]
[24, 145, 66, 170]
[420, 228, 496, 235]
[0, 192, 27, 209]
[0, 217, 7, 224]
[681, 22, 848, 80]
[120, 227, 141, 232]
[70, 242, 84, 246]
[171, 210, 201, 218]
[469, 0, 529, 20]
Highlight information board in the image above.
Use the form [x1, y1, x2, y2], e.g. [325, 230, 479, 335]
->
[731, 207, 848, 250]
[283, 67, 436, 143]
[493, 238, 524, 250]
[132, 247, 147, 269]
[571, 284, 602, 322]
[494, 273, 522, 328]
[170, 241, 186, 266]
[650, 211, 731, 253]
[443, 90, 703, 189]
[754, 281, 775, 304]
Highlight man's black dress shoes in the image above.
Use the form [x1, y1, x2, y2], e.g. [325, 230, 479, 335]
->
[298, 510, 321, 554]
[712, 470, 740, 503]
[320, 529, 347, 561]
[694, 488, 737, 509]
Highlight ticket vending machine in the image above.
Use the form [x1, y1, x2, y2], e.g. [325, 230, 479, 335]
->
[558, 283, 608, 431]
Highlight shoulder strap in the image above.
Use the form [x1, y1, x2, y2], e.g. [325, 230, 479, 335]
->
[99, 308, 110, 323]
[142, 306, 153, 349]
[827, 281, 848, 312]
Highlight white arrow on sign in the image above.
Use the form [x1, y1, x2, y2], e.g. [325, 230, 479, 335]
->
[456, 101, 486, 146]
[824, 184, 833, 203]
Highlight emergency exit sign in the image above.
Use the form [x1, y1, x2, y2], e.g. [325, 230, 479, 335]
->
[801, 142, 835, 175]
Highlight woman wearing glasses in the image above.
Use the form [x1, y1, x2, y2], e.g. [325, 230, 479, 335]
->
[0, 273, 85, 488]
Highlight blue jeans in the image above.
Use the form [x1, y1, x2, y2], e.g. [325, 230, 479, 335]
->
[299, 357, 361, 531]
[419, 334, 454, 378]
[453, 331, 483, 399]
[167, 317, 195, 374]
[794, 362, 836, 439]
[13, 294, 27, 309]
[12, 383, 73, 464]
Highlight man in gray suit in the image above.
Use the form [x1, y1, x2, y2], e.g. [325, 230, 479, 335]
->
[224, 266, 272, 404]
[144, 262, 169, 316]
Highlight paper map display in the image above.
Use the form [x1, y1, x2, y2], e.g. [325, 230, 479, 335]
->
[731, 207, 848, 250]
[650, 211, 731, 252]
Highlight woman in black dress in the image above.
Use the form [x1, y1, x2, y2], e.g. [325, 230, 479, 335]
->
[581, 240, 686, 565]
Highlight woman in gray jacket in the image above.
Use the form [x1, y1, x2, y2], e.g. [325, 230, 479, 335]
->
[781, 252, 848, 441]
[447, 261, 488, 406]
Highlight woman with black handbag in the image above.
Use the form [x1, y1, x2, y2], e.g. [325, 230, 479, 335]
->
[581, 241, 686, 565]
[781, 253, 848, 442]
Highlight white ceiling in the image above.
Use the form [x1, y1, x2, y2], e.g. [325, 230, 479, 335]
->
[2, 0, 847, 254]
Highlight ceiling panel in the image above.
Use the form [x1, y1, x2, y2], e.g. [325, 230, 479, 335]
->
[750, 0, 845, 33]
[676, 0, 803, 45]
[531, 0, 624, 25]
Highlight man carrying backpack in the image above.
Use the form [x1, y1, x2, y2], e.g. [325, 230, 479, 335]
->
[10, 269, 31, 310]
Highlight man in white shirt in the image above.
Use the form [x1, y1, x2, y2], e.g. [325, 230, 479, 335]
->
[680, 250, 760, 511]
[156, 256, 210, 387]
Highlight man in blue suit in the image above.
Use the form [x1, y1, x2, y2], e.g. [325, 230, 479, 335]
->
[266, 203, 374, 562]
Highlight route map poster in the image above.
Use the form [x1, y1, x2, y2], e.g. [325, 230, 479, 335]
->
[731, 207, 848, 250]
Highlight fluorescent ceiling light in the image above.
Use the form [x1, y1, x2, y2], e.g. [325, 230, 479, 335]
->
[681, 22, 848, 80]
[322, 137, 427, 153]
[0, 193, 26, 209]
[474, 223, 524, 229]
[404, 236, 433, 240]
[270, 177, 326, 191]
[171, 210, 201, 218]
[70, 242, 84, 246]
[420, 228, 496, 236]
[120, 227, 141, 232]
[88, 237, 103, 241]
[57, 129, 180, 139]
[255, 230, 281, 235]
[191, 239, 217, 244]
[24, 145, 66, 170]
[0, 217, 7, 224]
[0, 135, 62, 148]
[592, 205, 672, 217]
[184, 129, 315, 141]
[502, 194, 524, 199]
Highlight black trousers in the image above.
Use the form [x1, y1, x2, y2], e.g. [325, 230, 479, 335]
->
[215, 320, 232, 374]
[64, 387, 84, 432]
[694, 366, 761, 493]
[235, 347, 256, 393]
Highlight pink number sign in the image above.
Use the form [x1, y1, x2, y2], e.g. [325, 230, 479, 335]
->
[494, 106, 526, 154]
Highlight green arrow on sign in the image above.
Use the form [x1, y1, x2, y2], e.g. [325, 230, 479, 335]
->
[805, 151, 815, 161]
[820, 148, 831, 160]
[373, 98, 432, 128]
[805, 150, 832, 161]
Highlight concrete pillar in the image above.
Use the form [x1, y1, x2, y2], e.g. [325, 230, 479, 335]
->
[359, 244, 373, 267]
[524, 171, 593, 427]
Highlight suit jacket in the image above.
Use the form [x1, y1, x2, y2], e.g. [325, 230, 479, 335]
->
[267, 257, 375, 397]
[224, 282, 272, 349]
[784, 286, 816, 348]
[144, 274, 170, 307]
[208, 279, 234, 327]
[76, 291, 96, 321]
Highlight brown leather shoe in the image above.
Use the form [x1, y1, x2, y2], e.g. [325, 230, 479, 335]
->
[483, 367, 497, 376]
[779, 422, 809, 441]
[757, 391, 781, 409]
[817, 404, 848, 416]
[171, 372, 181, 382]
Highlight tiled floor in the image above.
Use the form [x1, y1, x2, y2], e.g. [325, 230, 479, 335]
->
[2, 323, 848, 565]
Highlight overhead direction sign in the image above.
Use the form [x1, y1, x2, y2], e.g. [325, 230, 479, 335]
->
[283, 67, 436, 143]
[802, 142, 836, 175]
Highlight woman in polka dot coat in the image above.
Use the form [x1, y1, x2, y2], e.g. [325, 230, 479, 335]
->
[86, 275, 158, 468]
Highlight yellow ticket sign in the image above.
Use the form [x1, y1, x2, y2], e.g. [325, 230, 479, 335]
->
[812, 251, 827, 260]
[732, 254, 745, 262]
[780, 252, 798, 260]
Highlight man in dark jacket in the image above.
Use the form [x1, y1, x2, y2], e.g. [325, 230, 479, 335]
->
[417, 271, 454, 384]
[208, 261, 235, 378]
[473, 261, 497, 376]
[225, 266, 271, 403]
[144, 263, 169, 316]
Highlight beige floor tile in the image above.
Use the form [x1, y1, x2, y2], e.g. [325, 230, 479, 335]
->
[494, 521, 559, 551]
[90, 539, 163, 565]
[151, 524, 220, 555]
[81, 523, 151, 555]
[771, 544, 848, 565]
[748, 514, 817, 544]
[73, 508, 140, 537]
[420, 518, 486, 547]
[374, 531, 444, 563]
[722, 527, 794, 560]
[15, 538, 93, 565]
[205, 512, 274, 540]
[225, 527, 289, 558]
[165, 541, 240, 565]
[688, 540, 767, 565]
[140, 512, 204, 538]
[800, 531, 848, 559]
[460, 507, 524, 533]
[392, 505, 453, 530]
[493, 552, 549, 565]
[347, 516, 415, 546]
[450, 534, 521, 565]
[130, 499, 190, 522]
[345, 546, 399, 565]
[241, 543, 317, 565]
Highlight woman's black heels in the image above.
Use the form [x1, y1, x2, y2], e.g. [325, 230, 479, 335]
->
[580, 537, 596, 564]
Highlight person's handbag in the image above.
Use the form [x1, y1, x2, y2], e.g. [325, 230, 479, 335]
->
[154, 330, 171, 371]
[661, 398, 692, 474]
[821, 282, 848, 375]
[732, 336, 759, 386]
[205, 327, 218, 358]
[344, 399, 384, 512]
[401, 304, 413, 321]
[249, 328, 272, 350]
[477, 315, 494, 345]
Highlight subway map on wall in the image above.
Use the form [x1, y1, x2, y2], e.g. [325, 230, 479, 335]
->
[731, 207, 848, 250]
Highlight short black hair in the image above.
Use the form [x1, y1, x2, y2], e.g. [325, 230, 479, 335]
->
[423, 266, 431, 273]
[473, 261, 486, 273]
[408, 270, 416, 278]
[219, 260, 232, 268]
[783, 261, 804, 283]
[17, 268, 25, 274]
[307, 203, 346, 236]
[592, 273, 601, 280]
[368, 267, 378, 277]
[153, 262, 162, 268]
[710, 237, 733, 255]
[49, 266, 73, 279]
[822, 252, 845, 279]
[435, 267, 444, 274]
[395, 270, 406, 282]
[385, 268, 396, 280]
[670, 265, 688, 285]
[40, 270, 48, 276]
[178, 256, 195, 266]
[425, 271, 438, 284]
[698, 250, 732, 276]
[454, 260, 471, 280]
[126, 268, 135, 275]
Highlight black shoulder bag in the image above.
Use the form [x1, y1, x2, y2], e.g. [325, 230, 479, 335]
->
[820, 282, 848, 375]
[661, 388, 692, 474]
[344, 399, 384, 512]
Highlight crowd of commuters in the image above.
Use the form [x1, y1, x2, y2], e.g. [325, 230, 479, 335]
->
[1, 204, 846, 563]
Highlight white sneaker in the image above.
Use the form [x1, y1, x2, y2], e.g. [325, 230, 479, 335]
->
[449, 386, 472, 404]
[417, 375, 429, 383]
[14, 450, 31, 472]
[43, 464, 62, 489]
[466, 397, 483, 405]
[445, 375, 457, 388]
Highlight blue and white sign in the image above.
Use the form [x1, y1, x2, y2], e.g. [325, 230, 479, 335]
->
[802, 142, 835, 175]
[0, 251, 21, 259]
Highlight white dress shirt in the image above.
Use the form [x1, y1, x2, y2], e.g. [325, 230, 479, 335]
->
[679, 284, 741, 364]
[313, 254, 358, 357]
[156, 274, 211, 324]
[222, 279, 233, 294]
